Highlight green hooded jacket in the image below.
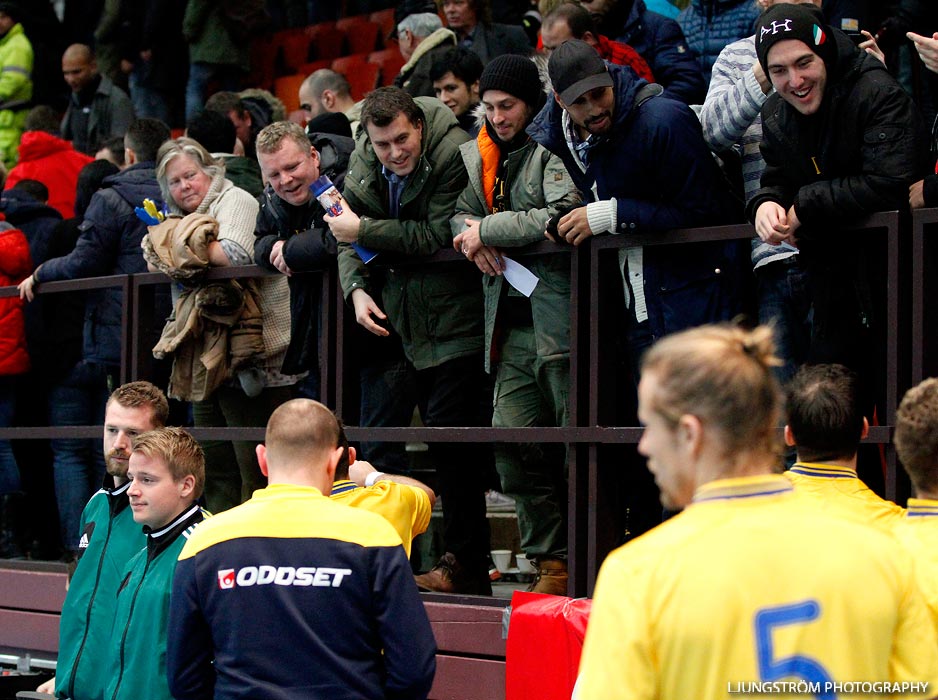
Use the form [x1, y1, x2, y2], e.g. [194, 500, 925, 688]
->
[105, 505, 206, 700]
[339, 96, 483, 370]
[453, 130, 581, 373]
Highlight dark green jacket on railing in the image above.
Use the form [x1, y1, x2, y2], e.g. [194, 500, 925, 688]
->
[338, 97, 482, 371]
[452, 134, 580, 373]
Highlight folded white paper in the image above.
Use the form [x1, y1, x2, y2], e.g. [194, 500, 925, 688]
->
[502, 256, 539, 297]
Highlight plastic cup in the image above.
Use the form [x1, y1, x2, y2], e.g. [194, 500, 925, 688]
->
[491, 549, 512, 573]
[516, 553, 536, 574]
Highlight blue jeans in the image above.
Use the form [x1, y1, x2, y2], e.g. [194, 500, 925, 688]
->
[0, 377, 19, 495]
[755, 257, 812, 386]
[185, 62, 243, 122]
[129, 65, 171, 124]
[49, 361, 110, 551]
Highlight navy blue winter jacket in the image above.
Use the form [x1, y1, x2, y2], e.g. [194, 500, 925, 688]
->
[527, 62, 744, 340]
[38, 162, 164, 366]
[613, 0, 706, 104]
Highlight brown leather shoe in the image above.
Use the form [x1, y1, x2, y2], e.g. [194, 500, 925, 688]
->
[414, 552, 493, 595]
[528, 558, 568, 596]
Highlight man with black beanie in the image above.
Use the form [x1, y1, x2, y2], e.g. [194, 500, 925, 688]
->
[452, 54, 580, 595]
[748, 2, 930, 413]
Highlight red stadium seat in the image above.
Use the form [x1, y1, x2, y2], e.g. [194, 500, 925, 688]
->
[369, 9, 395, 45]
[333, 61, 380, 101]
[336, 17, 381, 55]
[296, 59, 331, 77]
[330, 53, 370, 75]
[368, 49, 406, 87]
[274, 74, 307, 113]
[307, 22, 346, 61]
[247, 34, 279, 91]
[278, 31, 313, 74]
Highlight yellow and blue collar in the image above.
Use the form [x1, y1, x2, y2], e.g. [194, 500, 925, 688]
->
[693, 474, 794, 504]
[788, 462, 858, 479]
[907, 498, 938, 517]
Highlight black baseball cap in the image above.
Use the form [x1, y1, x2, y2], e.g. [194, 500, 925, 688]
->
[548, 39, 613, 105]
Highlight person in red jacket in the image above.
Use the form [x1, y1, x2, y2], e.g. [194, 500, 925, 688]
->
[4, 106, 94, 219]
[0, 212, 31, 558]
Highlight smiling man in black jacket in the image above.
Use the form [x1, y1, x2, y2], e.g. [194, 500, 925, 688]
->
[253, 122, 417, 476]
[748, 4, 930, 409]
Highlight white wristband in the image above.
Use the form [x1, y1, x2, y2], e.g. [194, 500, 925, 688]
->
[365, 471, 385, 487]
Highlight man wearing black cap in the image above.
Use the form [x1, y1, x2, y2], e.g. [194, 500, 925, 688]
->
[528, 39, 742, 380]
[452, 55, 580, 595]
[0, 2, 32, 168]
[747, 3, 929, 408]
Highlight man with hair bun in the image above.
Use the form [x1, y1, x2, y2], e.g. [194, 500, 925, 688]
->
[576, 324, 938, 700]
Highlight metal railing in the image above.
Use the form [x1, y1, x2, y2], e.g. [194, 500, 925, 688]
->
[0, 211, 916, 596]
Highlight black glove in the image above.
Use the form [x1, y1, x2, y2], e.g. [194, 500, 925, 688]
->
[545, 204, 586, 244]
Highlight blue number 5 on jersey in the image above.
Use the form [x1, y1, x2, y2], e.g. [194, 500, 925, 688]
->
[754, 600, 835, 699]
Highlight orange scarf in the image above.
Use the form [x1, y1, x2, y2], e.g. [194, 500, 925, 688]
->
[477, 122, 500, 212]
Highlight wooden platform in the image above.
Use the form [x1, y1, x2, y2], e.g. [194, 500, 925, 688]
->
[0, 561, 508, 700]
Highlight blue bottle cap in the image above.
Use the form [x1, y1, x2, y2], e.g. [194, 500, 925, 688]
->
[310, 175, 334, 197]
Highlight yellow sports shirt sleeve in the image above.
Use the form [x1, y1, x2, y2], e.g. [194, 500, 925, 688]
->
[888, 555, 938, 695]
[409, 486, 432, 536]
[577, 553, 657, 700]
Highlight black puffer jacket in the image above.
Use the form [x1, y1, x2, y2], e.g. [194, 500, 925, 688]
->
[254, 132, 355, 374]
[748, 31, 931, 235]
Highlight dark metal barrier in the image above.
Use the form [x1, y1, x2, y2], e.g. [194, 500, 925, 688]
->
[911, 208, 938, 386]
[0, 213, 908, 596]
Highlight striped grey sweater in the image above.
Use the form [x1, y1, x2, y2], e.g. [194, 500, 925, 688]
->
[699, 35, 797, 268]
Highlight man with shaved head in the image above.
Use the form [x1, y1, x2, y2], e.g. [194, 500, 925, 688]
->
[61, 43, 135, 155]
[298, 69, 361, 135]
[167, 399, 436, 700]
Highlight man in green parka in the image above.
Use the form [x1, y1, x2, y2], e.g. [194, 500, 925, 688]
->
[328, 87, 492, 595]
[452, 54, 580, 596]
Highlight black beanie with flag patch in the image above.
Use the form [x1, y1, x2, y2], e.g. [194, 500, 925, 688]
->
[755, 3, 836, 75]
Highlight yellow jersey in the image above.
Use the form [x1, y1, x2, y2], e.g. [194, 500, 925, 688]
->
[785, 462, 905, 531]
[330, 479, 431, 557]
[577, 475, 938, 700]
[895, 498, 938, 631]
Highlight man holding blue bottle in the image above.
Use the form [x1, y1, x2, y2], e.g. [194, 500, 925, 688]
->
[253, 121, 418, 479]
